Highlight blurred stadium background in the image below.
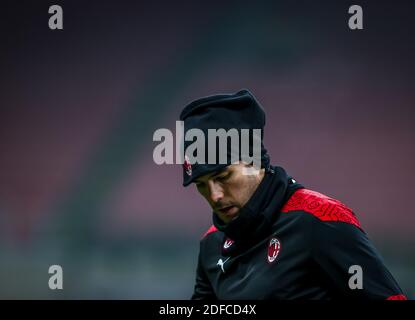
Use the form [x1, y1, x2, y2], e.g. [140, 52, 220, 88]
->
[0, 0, 414, 299]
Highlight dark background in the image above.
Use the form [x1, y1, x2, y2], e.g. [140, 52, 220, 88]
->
[0, 0, 414, 298]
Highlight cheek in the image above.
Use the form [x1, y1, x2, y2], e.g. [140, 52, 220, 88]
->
[232, 177, 258, 205]
[224, 179, 248, 204]
[196, 187, 210, 202]
[202, 192, 214, 205]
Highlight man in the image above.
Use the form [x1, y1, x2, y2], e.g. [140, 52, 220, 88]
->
[180, 89, 407, 300]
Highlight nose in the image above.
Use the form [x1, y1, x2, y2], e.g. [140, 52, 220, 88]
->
[207, 180, 223, 203]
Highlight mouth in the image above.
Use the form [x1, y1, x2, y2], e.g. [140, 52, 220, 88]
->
[217, 205, 238, 217]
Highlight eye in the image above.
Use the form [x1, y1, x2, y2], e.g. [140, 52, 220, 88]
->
[216, 173, 230, 182]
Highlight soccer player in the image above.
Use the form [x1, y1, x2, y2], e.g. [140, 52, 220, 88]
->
[180, 89, 407, 300]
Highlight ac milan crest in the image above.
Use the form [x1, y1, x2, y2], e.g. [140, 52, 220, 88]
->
[267, 237, 281, 263]
[223, 238, 234, 250]
[183, 155, 192, 176]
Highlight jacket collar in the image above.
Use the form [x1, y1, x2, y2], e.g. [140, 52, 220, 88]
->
[212, 166, 303, 254]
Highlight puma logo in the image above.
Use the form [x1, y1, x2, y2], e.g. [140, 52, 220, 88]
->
[217, 257, 230, 273]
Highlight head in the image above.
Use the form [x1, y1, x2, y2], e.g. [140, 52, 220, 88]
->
[180, 89, 270, 223]
[194, 162, 265, 224]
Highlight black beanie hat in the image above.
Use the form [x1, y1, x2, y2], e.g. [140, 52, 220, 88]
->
[180, 89, 270, 186]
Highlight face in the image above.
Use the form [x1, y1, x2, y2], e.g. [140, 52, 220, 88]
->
[194, 163, 265, 224]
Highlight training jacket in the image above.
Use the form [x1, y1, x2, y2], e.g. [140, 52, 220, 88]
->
[191, 166, 407, 300]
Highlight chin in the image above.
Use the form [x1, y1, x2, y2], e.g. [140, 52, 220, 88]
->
[219, 212, 239, 224]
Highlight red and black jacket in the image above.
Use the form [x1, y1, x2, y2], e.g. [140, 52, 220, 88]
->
[192, 166, 407, 300]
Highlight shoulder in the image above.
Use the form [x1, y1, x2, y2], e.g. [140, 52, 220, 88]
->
[199, 225, 223, 255]
[200, 225, 223, 244]
[280, 188, 362, 230]
[202, 225, 219, 238]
